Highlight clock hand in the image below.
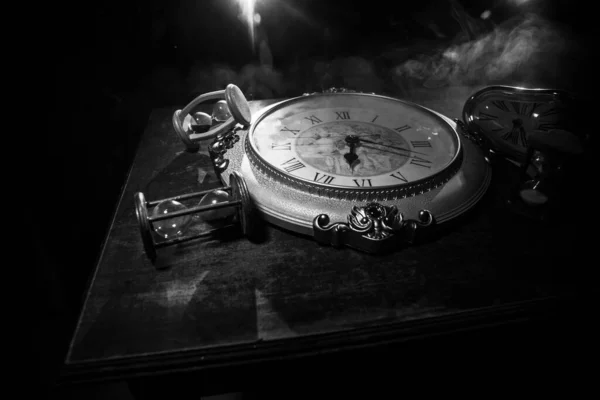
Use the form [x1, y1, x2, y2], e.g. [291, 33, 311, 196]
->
[360, 144, 424, 159]
[344, 150, 359, 165]
[343, 135, 361, 170]
[358, 138, 428, 156]
[329, 133, 385, 139]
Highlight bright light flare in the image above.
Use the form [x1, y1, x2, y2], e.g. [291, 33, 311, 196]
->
[236, 0, 257, 51]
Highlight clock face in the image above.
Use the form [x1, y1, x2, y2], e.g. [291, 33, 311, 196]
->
[463, 86, 573, 161]
[247, 93, 460, 190]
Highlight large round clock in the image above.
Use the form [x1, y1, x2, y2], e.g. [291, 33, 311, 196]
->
[200, 86, 492, 253]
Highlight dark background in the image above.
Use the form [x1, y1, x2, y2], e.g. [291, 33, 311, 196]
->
[33, 0, 591, 396]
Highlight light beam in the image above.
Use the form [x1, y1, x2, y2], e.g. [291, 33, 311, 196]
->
[235, 0, 257, 52]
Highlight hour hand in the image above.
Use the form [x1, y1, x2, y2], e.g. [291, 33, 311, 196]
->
[344, 151, 359, 166]
[344, 135, 361, 170]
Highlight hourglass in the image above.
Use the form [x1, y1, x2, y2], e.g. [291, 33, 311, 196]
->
[172, 84, 252, 151]
[134, 171, 253, 263]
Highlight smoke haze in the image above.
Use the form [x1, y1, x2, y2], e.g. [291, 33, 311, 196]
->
[143, 2, 587, 120]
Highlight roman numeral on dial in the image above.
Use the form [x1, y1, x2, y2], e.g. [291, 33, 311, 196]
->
[281, 157, 305, 173]
[305, 115, 322, 124]
[389, 171, 408, 183]
[271, 142, 291, 150]
[411, 140, 432, 148]
[335, 111, 350, 120]
[353, 179, 372, 187]
[410, 156, 432, 168]
[314, 172, 335, 184]
[281, 127, 300, 135]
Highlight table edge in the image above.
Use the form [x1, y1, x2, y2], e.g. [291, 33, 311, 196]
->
[59, 295, 571, 385]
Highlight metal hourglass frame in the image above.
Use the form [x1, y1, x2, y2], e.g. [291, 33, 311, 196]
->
[134, 171, 253, 264]
[172, 84, 252, 151]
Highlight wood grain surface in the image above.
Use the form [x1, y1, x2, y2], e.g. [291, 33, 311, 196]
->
[62, 91, 584, 383]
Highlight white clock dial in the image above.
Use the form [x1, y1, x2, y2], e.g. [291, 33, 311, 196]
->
[248, 94, 460, 190]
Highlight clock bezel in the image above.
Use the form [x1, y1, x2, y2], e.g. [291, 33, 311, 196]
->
[245, 92, 464, 201]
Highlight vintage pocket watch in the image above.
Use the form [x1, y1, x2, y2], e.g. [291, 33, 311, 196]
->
[168, 85, 491, 253]
[157, 83, 576, 255]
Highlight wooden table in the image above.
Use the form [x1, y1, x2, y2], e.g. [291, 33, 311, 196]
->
[61, 88, 585, 395]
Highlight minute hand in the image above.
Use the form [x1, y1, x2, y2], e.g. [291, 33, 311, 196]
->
[361, 144, 426, 159]
[359, 138, 428, 156]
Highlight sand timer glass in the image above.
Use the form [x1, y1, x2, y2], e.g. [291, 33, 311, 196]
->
[508, 129, 583, 220]
[134, 171, 253, 263]
[172, 84, 251, 151]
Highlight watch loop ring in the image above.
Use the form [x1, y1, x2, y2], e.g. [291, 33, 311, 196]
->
[172, 84, 251, 151]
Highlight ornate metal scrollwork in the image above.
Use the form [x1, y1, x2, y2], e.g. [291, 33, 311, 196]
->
[208, 126, 242, 177]
[313, 203, 434, 253]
